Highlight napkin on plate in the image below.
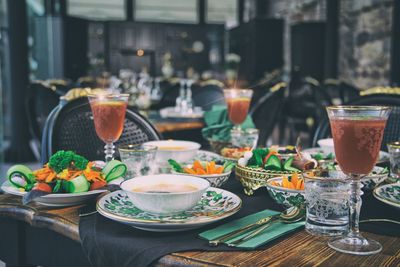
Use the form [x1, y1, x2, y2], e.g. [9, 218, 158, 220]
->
[199, 209, 304, 249]
[201, 105, 255, 142]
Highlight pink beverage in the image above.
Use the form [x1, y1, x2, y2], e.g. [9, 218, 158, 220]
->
[330, 118, 387, 175]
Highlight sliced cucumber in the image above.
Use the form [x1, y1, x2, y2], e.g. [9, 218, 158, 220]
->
[264, 155, 282, 171]
[102, 160, 127, 182]
[63, 175, 90, 193]
[7, 165, 34, 189]
[283, 157, 300, 172]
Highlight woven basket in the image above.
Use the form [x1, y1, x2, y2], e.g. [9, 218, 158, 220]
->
[207, 138, 232, 154]
[235, 164, 300, 195]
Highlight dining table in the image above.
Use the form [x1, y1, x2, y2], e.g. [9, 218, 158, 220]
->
[0, 176, 399, 267]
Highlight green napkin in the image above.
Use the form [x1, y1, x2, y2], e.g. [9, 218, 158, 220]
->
[199, 209, 304, 249]
[202, 105, 255, 142]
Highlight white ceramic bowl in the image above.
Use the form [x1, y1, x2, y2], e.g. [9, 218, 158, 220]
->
[120, 174, 209, 214]
[317, 138, 334, 155]
[143, 140, 201, 166]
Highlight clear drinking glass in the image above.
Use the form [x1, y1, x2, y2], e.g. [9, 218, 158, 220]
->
[118, 144, 157, 179]
[303, 170, 349, 237]
[387, 141, 400, 179]
[88, 93, 129, 162]
[326, 106, 391, 255]
[223, 89, 253, 131]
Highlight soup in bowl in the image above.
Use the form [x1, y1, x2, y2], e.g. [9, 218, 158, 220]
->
[120, 174, 210, 214]
[143, 140, 201, 166]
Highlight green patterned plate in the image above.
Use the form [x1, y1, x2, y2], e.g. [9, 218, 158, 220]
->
[97, 188, 242, 232]
[373, 183, 400, 210]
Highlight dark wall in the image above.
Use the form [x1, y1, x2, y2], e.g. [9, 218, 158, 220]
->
[105, 21, 224, 76]
[229, 18, 284, 83]
[291, 22, 326, 82]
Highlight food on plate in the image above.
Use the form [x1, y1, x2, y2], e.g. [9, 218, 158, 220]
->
[7, 150, 127, 194]
[309, 152, 335, 161]
[220, 147, 252, 159]
[168, 159, 235, 175]
[237, 147, 317, 171]
[270, 173, 304, 190]
[132, 183, 198, 193]
[270, 145, 297, 155]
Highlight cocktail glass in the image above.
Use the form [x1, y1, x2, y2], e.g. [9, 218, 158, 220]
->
[88, 93, 129, 162]
[223, 89, 253, 131]
[326, 106, 391, 255]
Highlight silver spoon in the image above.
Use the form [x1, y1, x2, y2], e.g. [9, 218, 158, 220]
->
[208, 206, 303, 247]
[227, 206, 305, 247]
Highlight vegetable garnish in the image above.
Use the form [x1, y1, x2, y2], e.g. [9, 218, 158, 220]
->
[270, 174, 304, 190]
[168, 159, 233, 175]
[6, 150, 127, 198]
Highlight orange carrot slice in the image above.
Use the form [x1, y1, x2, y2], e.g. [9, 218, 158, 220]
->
[208, 161, 216, 174]
[282, 177, 290, 188]
[215, 166, 224, 174]
[184, 167, 196, 175]
[196, 168, 207, 175]
[291, 173, 299, 185]
[193, 160, 203, 171]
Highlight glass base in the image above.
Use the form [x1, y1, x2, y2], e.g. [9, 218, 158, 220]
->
[328, 235, 382, 255]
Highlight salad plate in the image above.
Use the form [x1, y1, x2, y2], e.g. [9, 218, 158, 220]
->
[1, 181, 107, 207]
[97, 188, 241, 232]
[373, 183, 400, 210]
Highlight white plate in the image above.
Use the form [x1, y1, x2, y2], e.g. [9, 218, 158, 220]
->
[97, 188, 241, 232]
[373, 183, 400, 210]
[159, 107, 204, 119]
[303, 148, 389, 164]
[1, 181, 106, 207]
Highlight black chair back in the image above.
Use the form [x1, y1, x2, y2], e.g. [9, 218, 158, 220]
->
[192, 84, 225, 111]
[156, 81, 180, 109]
[26, 82, 63, 146]
[312, 94, 400, 151]
[249, 82, 286, 146]
[41, 97, 161, 164]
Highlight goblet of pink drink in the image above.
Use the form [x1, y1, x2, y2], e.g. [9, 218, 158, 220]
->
[327, 106, 391, 255]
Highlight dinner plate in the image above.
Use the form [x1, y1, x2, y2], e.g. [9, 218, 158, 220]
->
[1, 181, 106, 207]
[159, 107, 204, 119]
[97, 188, 242, 232]
[303, 148, 390, 164]
[373, 183, 400, 209]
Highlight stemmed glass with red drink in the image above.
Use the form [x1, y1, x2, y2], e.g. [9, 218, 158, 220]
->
[88, 93, 129, 162]
[327, 106, 391, 255]
[223, 89, 253, 130]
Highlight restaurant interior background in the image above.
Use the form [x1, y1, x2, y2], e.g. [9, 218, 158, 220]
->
[0, 0, 399, 177]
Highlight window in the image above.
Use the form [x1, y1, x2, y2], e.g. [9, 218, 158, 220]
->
[135, 0, 198, 24]
[67, 0, 125, 21]
[206, 0, 238, 27]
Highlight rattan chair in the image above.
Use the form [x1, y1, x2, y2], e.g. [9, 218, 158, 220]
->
[249, 82, 286, 146]
[41, 97, 161, 164]
[311, 94, 400, 151]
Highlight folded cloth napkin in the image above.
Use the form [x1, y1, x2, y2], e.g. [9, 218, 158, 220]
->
[199, 209, 304, 249]
[202, 105, 255, 142]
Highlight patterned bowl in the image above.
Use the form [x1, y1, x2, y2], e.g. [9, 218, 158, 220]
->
[265, 177, 305, 208]
[235, 164, 300, 195]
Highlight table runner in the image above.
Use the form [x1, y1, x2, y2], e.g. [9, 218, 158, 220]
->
[79, 179, 400, 267]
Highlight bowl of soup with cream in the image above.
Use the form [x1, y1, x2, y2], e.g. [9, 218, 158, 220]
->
[143, 140, 201, 167]
[120, 174, 210, 214]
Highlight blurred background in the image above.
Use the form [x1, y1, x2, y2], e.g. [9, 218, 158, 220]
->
[0, 0, 399, 167]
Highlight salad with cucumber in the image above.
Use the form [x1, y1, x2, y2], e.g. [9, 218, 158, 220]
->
[7, 151, 126, 197]
[237, 148, 307, 172]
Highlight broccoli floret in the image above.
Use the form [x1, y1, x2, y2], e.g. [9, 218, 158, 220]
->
[48, 150, 89, 173]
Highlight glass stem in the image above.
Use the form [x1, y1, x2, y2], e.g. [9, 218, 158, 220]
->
[104, 142, 115, 162]
[348, 178, 363, 238]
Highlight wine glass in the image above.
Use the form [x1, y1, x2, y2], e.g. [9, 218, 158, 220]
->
[326, 105, 391, 255]
[223, 89, 253, 130]
[88, 93, 129, 162]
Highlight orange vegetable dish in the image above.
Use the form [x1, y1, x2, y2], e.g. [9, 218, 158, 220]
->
[183, 160, 224, 175]
[270, 173, 304, 190]
[33, 162, 106, 183]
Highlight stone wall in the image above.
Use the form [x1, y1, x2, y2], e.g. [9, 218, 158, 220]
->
[339, 0, 393, 89]
[263, 0, 393, 89]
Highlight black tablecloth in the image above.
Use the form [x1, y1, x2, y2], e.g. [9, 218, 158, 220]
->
[79, 178, 400, 267]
